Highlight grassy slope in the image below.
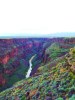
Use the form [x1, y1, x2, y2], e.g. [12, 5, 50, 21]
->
[0, 48, 75, 100]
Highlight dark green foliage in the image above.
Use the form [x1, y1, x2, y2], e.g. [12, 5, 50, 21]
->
[69, 95, 75, 100]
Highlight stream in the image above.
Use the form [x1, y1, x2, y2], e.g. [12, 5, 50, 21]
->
[26, 55, 35, 78]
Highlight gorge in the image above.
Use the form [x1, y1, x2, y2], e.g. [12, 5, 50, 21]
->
[0, 38, 75, 99]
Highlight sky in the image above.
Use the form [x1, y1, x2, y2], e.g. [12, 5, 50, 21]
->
[0, 0, 75, 36]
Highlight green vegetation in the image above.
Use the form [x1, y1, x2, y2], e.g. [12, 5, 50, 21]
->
[0, 47, 75, 100]
[46, 43, 68, 60]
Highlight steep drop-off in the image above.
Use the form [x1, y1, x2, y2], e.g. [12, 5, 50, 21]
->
[0, 47, 75, 100]
[0, 38, 75, 98]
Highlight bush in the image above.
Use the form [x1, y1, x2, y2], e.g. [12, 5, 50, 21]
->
[69, 94, 75, 100]
[56, 97, 63, 100]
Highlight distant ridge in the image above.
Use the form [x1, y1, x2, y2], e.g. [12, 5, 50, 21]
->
[0, 32, 75, 38]
[47, 32, 75, 38]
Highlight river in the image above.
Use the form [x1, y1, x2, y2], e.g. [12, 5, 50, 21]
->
[26, 55, 35, 78]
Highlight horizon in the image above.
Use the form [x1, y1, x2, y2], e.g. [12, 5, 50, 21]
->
[0, 32, 75, 38]
[0, 0, 75, 36]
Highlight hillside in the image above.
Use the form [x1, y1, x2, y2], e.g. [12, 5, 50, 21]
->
[0, 44, 75, 99]
[0, 38, 75, 100]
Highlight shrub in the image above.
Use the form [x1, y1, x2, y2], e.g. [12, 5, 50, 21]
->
[69, 94, 75, 100]
[56, 97, 63, 100]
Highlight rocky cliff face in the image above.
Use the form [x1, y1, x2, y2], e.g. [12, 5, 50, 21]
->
[0, 38, 75, 92]
[0, 47, 75, 100]
[0, 38, 49, 91]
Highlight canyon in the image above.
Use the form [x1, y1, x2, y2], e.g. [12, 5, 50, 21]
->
[0, 38, 75, 100]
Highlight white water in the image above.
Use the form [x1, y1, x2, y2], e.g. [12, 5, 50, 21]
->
[26, 55, 35, 78]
